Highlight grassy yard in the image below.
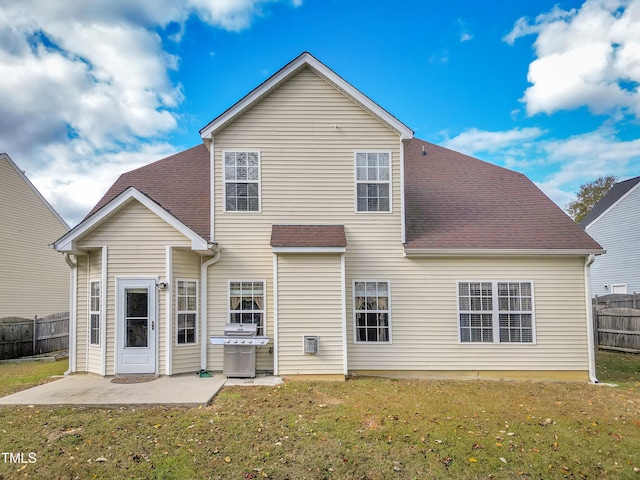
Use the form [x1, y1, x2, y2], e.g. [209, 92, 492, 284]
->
[0, 357, 68, 398]
[0, 353, 638, 479]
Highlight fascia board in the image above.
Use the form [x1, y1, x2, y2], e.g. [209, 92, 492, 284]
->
[403, 248, 606, 257]
[54, 187, 209, 253]
[272, 246, 346, 254]
[584, 180, 640, 231]
[199, 52, 413, 140]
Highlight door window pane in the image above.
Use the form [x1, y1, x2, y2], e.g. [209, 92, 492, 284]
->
[126, 289, 148, 347]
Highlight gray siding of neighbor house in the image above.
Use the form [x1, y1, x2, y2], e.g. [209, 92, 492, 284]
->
[586, 183, 640, 296]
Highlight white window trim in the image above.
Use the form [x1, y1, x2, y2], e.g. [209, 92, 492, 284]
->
[354, 151, 392, 213]
[228, 280, 267, 336]
[610, 283, 628, 294]
[352, 279, 392, 344]
[89, 279, 101, 346]
[456, 280, 536, 345]
[175, 278, 199, 346]
[222, 150, 262, 213]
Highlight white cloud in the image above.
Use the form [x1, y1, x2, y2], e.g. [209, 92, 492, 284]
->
[441, 125, 640, 211]
[441, 127, 545, 155]
[504, 0, 640, 118]
[0, 0, 299, 225]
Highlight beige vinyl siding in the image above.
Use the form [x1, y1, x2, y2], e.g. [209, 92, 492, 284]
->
[277, 254, 344, 375]
[208, 67, 402, 373]
[206, 254, 273, 373]
[0, 158, 69, 318]
[75, 255, 89, 372]
[79, 200, 192, 375]
[86, 250, 103, 374]
[172, 248, 201, 374]
[347, 256, 589, 374]
[207, 66, 590, 378]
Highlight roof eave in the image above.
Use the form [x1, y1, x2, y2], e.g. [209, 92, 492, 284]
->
[199, 52, 413, 140]
[271, 246, 346, 254]
[54, 187, 211, 254]
[403, 247, 606, 257]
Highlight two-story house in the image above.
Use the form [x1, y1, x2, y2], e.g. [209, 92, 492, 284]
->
[54, 53, 603, 381]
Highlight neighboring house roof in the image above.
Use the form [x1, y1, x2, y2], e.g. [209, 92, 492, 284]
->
[579, 176, 640, 229]
[403, 139, 603, 254]
[270, 225, 347, 248]
[1, 152, 69, 229]
[88, 144, 210, 240]
[199, 52, 414, 140]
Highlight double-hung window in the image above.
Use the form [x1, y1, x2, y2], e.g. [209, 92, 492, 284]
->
[224, 151, 260, 212]
[458, 281, 534, 343]
[354, 281, 391, 342]
[176, 280, 198, 344]
[229, 281, 265, 335]
[355, 152, 390, 212]
[90, 281, 100, 345]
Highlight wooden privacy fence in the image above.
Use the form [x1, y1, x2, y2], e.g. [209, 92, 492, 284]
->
[593, 294, 640, 353]
[0, 312, 69, 360]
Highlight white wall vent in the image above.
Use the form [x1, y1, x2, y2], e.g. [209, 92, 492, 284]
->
[303, 335, 319, 354]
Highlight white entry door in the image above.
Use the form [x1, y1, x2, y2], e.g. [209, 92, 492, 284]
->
[116, 278, 157, 374]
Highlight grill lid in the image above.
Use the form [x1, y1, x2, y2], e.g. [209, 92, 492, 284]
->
[224, 323, 257, 336]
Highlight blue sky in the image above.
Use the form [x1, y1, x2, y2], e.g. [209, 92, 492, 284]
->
[1, 0, 639, 225]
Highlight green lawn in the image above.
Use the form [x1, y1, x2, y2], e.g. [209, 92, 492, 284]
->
[0, 357, 68, 397]
[0, 352, 638, 479]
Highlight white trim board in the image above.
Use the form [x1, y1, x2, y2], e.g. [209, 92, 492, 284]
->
[54, 187, 213, 254]
[199, 52, 414, 140]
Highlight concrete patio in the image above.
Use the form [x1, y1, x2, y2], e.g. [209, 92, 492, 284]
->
[0, 373, 283, 408]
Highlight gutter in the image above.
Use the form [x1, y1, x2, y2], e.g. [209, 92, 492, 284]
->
[200, 247, 221, 372]
[64, 253, 77, 375]
[584, 254, 598, 384]
[404, 248, 606, 257]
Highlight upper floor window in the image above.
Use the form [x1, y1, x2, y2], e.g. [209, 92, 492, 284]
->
[355, 152, 390, 212]
[224, 151, 260, 212]
[458, 281, 535, 343]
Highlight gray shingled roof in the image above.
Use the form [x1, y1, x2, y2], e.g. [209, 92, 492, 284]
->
[88, 144, 210, 240]
[270, 225, 347, 248]
[403, 138, 603, 251]
[89, 138, 602, 253]
[579, 176, 640, 228]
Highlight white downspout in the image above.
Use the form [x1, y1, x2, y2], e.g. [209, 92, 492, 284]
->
[64, 253, 77, 375]
[273, 253, 279, 376]
[200, 249, 221, 372]
[585, 254, 598, 383]
[341, 252, 347, 377]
